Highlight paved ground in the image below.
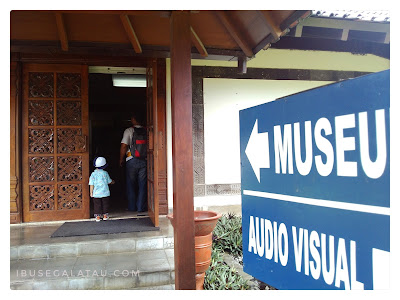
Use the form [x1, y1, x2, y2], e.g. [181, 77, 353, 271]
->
[10, 205, 241, 290]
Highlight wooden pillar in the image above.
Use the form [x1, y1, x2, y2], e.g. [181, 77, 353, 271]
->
[10, 59, 22, 223]
[170, 11, 196, 290]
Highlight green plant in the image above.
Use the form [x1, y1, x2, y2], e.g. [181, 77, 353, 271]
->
[204, 247, 250, 290]
[204, 213, 250, 290]
[212, 213, 243, 258]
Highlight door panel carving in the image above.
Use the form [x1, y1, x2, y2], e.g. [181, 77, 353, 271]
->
[56, 100, 82, 125]
[28, 100, 54, 126]
[29, 156, 54, 182]
[29, 72, 54, 98]
[28, 128, 54, 154]
[57, 184, 82, 210]
[57, 156, 83, 181]
[56, 73, 81, 98]
[57, 128, 86, 153]
[29, 185, 55, 211]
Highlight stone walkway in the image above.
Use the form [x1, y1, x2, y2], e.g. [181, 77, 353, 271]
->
[10, 206, 242, 290]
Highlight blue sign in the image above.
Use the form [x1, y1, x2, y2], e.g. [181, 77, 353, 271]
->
[239, 70, 390, 290]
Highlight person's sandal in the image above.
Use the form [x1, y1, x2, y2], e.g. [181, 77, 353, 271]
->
[103, 214, 109, 221]
[95, 215, 101, 222]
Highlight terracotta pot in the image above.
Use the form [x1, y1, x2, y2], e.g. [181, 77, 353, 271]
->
[167, 211, 222, 290]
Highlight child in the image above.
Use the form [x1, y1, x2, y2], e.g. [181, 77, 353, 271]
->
[89, 157, 115, 222]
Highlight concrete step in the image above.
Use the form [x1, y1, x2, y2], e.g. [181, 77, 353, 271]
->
[10, 217, 176, 289]
[11, 235, 174, 260]
[10, 249, 175, 290]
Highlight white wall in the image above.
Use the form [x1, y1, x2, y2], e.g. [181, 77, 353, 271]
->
[203, 79, 333, 184]
[166, 49, 389, 209]
[166, 59, 173, 209]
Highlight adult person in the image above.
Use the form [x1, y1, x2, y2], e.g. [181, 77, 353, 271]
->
[119, 114, 147, 212]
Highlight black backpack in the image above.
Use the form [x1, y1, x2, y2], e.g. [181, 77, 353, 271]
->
[130, 127, 147, 159]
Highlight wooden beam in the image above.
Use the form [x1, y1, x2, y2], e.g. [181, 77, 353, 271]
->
[170, 11, 196, 290]
[120, 14, 142, 54]
[190, 27, 208, 57]
[252, 33, 275, 54]
[11, 40, 245, 61]
[279, 10, 311, 31]
[258, 11, 282, 42]
[54, 10, 172, 17]
[215, 11, 253, 57]
[55, 12, 68, 51]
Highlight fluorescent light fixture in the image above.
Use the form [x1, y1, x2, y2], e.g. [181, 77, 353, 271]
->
[112, 74, 146, 87]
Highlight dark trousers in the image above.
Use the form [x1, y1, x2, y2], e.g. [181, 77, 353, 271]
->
[93, 197, 110, 216]
[126, 158, 147, 212]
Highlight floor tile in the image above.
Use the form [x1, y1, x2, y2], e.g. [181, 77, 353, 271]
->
[75, 254, 107, 266]
[136, 249, 167, 260]
[106, 252, 137, 265]
[137, 257, 171, 273]
[137, 271, 171, 287]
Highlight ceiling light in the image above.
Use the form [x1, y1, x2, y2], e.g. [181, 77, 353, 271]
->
[112, 74, 147, 87]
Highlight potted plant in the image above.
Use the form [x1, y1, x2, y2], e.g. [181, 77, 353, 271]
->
[167, 210, 222, 289]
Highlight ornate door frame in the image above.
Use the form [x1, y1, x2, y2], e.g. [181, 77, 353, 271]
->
[146, 59, 159, 226]
[22, 64, 89, 222]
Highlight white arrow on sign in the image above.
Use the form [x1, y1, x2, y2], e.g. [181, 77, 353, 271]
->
[245, 119, 270, 183]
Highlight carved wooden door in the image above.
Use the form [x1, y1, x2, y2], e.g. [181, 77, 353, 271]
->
[146, 60, 159, 227]
[22, 64, 89, 222]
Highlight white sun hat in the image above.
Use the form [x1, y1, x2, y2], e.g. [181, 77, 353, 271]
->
[94, 157, 108, 168]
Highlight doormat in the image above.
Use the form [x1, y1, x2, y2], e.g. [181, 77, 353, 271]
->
[50, 217, 159, 238]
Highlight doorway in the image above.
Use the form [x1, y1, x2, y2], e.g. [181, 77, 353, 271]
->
[88, 68, 147, 217]
[20, 62, 166, 224]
